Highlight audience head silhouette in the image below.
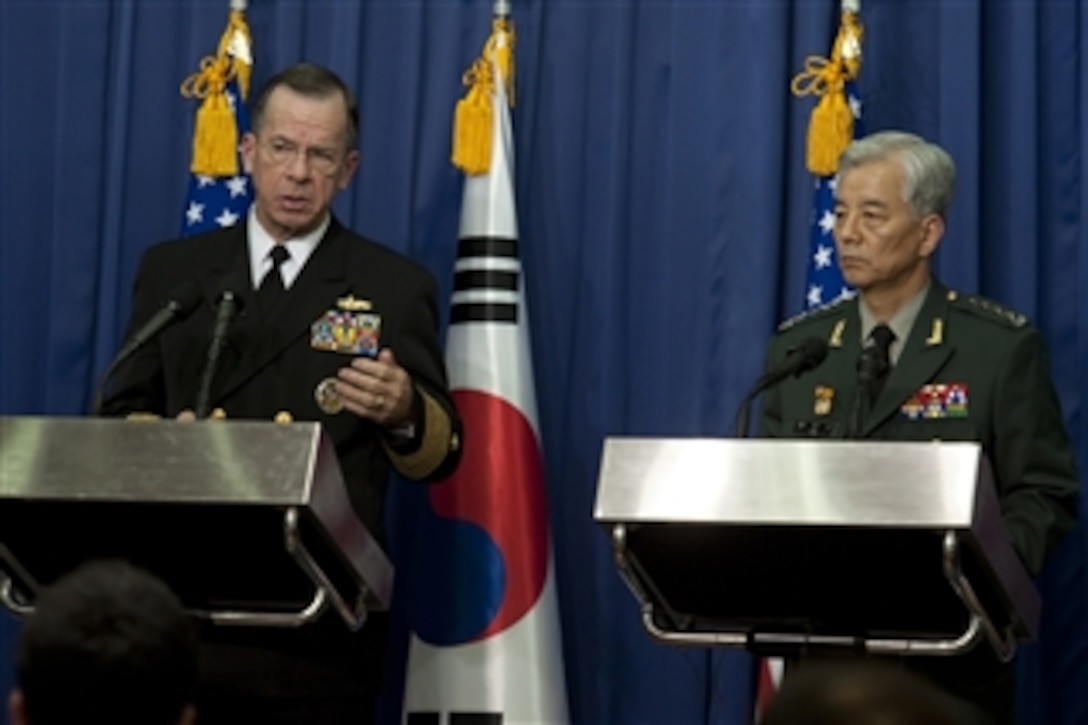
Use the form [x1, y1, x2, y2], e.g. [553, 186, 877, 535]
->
[761, 660, 969, 725]
[9, 559, 198, 725]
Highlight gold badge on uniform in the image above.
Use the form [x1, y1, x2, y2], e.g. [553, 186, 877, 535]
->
[828, 319, 846, 348]
[314, 377, 345, 415]
[813, 385, 834, 416]
[926, 318, 944, 346]
[311, 296, 381, 357]
[336, 294, 371, 311]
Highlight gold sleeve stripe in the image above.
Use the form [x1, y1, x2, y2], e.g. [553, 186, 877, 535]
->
[384, 389, 456, 480]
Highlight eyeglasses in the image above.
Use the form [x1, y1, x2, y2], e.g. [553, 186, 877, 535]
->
[258, 138, 343, 176]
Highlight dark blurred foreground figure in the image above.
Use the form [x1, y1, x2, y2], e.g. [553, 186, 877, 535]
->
[762, 661, 970, 725]
[9, 559, 198, 725]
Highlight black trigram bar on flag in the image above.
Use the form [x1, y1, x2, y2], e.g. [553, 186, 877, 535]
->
[450, 236, 520, 324]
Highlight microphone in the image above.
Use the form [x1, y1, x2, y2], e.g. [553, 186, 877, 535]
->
[92, 282, 202, 415]
[194, 290, 242, 419]
[734, 336, 829, 438]
[847, 344, 891, 438]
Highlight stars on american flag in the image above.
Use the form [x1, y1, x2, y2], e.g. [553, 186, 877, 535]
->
[185, 200, 204, 226]
[849, 93, 862, 121]
[181, 172, 251, 233]
[225, 175, 248, 198]
[802, 81, 861, 310]
[180, 79, 252, 236]
[215, 208, 240, 228]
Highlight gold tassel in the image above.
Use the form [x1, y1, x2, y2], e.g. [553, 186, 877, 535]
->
[451, 59, 494, 175]
[180, 7, 252, 177]
[790, 11, 864, 176]
[451, 16, 516, 175]
[182, 55, 238, 177]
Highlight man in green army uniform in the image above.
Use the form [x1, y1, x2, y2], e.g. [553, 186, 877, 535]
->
[759, 131, 1079, 724]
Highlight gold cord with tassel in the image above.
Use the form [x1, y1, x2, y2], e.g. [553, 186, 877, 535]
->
[790, 11, 863, 176]
[451, 16, 516, 175]
[180, 8, 253, 177]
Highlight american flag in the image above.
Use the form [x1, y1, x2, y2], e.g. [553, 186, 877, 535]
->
[802, 79, 862, 310]
[180, 78, 251, 236]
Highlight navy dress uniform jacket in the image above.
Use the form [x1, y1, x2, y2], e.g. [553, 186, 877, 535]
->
[100, 218, 462, 717]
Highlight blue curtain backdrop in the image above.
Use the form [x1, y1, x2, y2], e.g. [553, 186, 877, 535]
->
[1, 1, 1086, 723]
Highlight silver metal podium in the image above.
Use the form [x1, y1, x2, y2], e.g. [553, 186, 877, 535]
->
[593, 438, 1040, 661]
[0, 416, 392, 630]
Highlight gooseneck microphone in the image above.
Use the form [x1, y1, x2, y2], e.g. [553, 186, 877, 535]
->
[92, 282, 202, 415]
[194, 290, 242, 419]
[734, 336, 829, 438]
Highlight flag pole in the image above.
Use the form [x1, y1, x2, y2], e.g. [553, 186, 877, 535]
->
[757, 4, 867, 717]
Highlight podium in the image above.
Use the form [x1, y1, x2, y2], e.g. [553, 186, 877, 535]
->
[593, 438, 1039, 661]
[0, 416, 392, 630]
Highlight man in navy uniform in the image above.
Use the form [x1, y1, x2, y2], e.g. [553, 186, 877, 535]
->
[759, 130, 1078, 724]
[101, 63, 461, 724]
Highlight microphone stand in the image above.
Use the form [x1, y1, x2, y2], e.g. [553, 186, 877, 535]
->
[735, 338, 829, 438]
[847, 347, 886, 439]
[734, 381, 767, 439]
[194, 291, 239, 419]
[91, 289, 201, 415]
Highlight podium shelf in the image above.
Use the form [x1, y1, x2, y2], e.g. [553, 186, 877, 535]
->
[594, 438, 1039, 660]
[0, 416, 393, 630]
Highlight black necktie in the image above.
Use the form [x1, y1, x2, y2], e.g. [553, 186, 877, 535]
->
[867, 323, 896, 402]
[257, 245, 290, 314]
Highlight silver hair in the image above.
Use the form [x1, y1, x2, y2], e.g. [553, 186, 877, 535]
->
[837, 131, 956, 219]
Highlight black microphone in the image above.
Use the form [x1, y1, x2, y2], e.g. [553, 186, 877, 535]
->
[92, 282, 202, 415]
[847, 344, 891, 438]
[194, 290, 241, 419]
[734, 336, 829, 438]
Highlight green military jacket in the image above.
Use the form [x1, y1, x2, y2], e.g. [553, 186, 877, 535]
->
[759, 279, 1079, 575]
